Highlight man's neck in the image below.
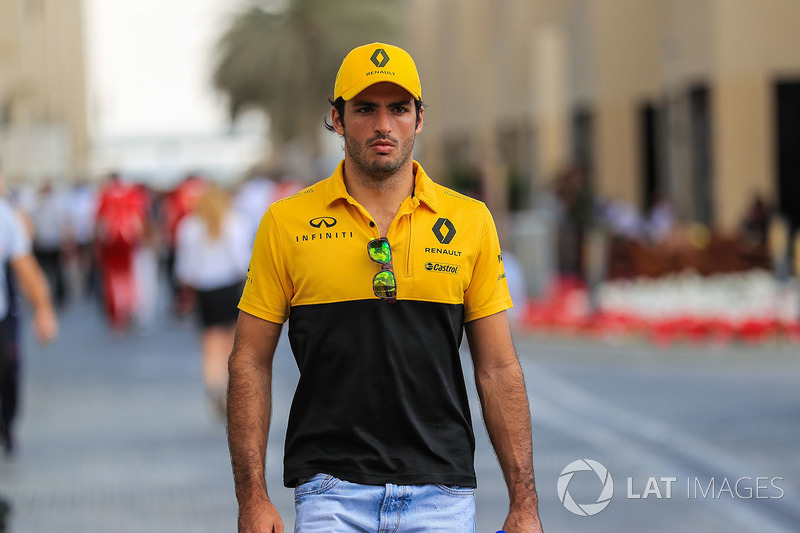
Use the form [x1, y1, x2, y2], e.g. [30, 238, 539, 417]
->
[342, 159, 415, 236]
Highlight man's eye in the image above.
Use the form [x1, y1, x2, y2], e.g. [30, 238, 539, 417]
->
[394, 107, 409, 114]
[356, 107, 372, 113]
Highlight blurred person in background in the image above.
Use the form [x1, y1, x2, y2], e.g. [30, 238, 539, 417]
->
[644, 192, 676, 245]
[66, 180, 99, 300]
[94, 173, 149, 331]
[502, 249, 528, 327]
[554, 163, 595, 281]
[174, 185, 250, 417]
[233, 170, 277, 246]
[31, 181, 69, 308]
[739, 193, 771, 252]
[0, 496, 7, 531]
[131, 183, 161, 332]
[162, 174, 207, 309]
[599, 197, 644, 242]
[0, 162, 59, 456]
[272, 174, 304, 202]
[234, 169, 304, 246]
[228, 42, 542, 533]
[736, 192, 773, 273]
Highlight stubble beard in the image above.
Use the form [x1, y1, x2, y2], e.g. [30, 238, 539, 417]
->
[345, 132, 416, 189]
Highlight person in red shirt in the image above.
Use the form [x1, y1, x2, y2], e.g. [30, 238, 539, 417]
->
[94, 173, 148, 330]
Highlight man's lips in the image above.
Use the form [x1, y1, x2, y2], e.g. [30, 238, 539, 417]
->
[370, 141, 396, 151]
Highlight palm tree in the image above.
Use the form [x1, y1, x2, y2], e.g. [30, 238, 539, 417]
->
[212, 0, 398, 172]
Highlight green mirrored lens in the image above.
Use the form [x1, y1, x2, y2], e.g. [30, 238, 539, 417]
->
[368, 240, 392, 264]
[373, 269, 396, 298]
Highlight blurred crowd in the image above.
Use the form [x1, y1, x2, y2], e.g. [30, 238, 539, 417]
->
[551, 163, 775, 283]
[5, 170, 302, 329]
[500, 164, 800, 344]
[3, 169, 302, 421]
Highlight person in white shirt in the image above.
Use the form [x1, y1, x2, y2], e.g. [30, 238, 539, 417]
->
[0, 173, 58, 455]
[233, 173, 276, 246]
[31, 182, 69, 307]
[67, 181, 98, 299]
[174, 185, 250, 417]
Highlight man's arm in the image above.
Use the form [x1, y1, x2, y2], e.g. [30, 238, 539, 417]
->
[227, 311, 284, 533]
[466, 310, 543, 533]
[10, 254, 58, 344]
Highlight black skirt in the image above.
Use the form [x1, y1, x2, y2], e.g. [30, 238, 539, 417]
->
[195, 280, 245, 328]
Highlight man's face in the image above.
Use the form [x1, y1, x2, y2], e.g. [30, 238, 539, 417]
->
[333, 82, 423, 181]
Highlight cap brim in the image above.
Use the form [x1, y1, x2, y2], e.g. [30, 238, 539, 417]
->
[341, 76, 421, 101]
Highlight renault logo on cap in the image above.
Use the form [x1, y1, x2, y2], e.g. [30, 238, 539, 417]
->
[309, 217, 337, 228]
[370, 48, 390, 68]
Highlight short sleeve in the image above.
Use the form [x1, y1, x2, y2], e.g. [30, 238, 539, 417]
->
[238, 207, 292, 324]
[173, 217, 196, 286]
[463, 207, 513, 322]
[1, 205, 31, 261]
[11, 211, 32, 259]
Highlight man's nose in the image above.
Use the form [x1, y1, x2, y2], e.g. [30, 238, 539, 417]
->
[374, 108, 391, 134]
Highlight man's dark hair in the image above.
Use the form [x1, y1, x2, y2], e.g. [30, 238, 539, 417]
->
[323, 96, 425, 133]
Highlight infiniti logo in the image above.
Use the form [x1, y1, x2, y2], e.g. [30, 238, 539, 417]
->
[309, 217, 337, 229]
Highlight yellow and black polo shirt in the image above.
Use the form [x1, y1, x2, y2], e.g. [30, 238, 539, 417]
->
[240, 160, 512, 488]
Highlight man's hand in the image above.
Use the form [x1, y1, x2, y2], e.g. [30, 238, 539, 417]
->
[238, 498, 284, 533]
[502, 507, 544, 533]
[32, 307, 58, 345]
[10, 254, 58, 345]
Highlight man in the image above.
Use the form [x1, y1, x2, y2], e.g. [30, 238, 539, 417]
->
[0, 169, 59, 455]
[0, 168, 58, 531]
[228, 42, 543, 532]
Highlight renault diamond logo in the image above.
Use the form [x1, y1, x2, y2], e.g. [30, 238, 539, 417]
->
[309, 216, 337, 228]
[432, 218, 456, 245]
[370, 48, 390, 68]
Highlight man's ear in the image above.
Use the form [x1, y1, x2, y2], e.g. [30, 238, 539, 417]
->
[415, 106, 424, 134]
[332, 107, 345, 135]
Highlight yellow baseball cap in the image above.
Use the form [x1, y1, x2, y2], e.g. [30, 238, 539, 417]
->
[334, 42, 422, 101]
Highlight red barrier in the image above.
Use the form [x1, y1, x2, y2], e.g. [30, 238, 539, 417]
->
[522, 278, 799, 345]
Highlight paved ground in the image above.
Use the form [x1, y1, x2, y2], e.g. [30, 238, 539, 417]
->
[1, 297, 799, 532]
[516, 336, 800, 533]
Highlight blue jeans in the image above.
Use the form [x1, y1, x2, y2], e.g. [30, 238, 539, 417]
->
[294, 473, 477, 532]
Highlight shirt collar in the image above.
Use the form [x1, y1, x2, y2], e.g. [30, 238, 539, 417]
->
[325, 160, 439, 213]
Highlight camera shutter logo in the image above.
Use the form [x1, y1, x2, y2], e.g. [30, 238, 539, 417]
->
[557, 459, 614, 516]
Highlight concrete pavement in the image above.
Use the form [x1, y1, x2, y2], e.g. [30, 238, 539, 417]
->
[518, 335, 800, 532]
[0, 300, 238, 532]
